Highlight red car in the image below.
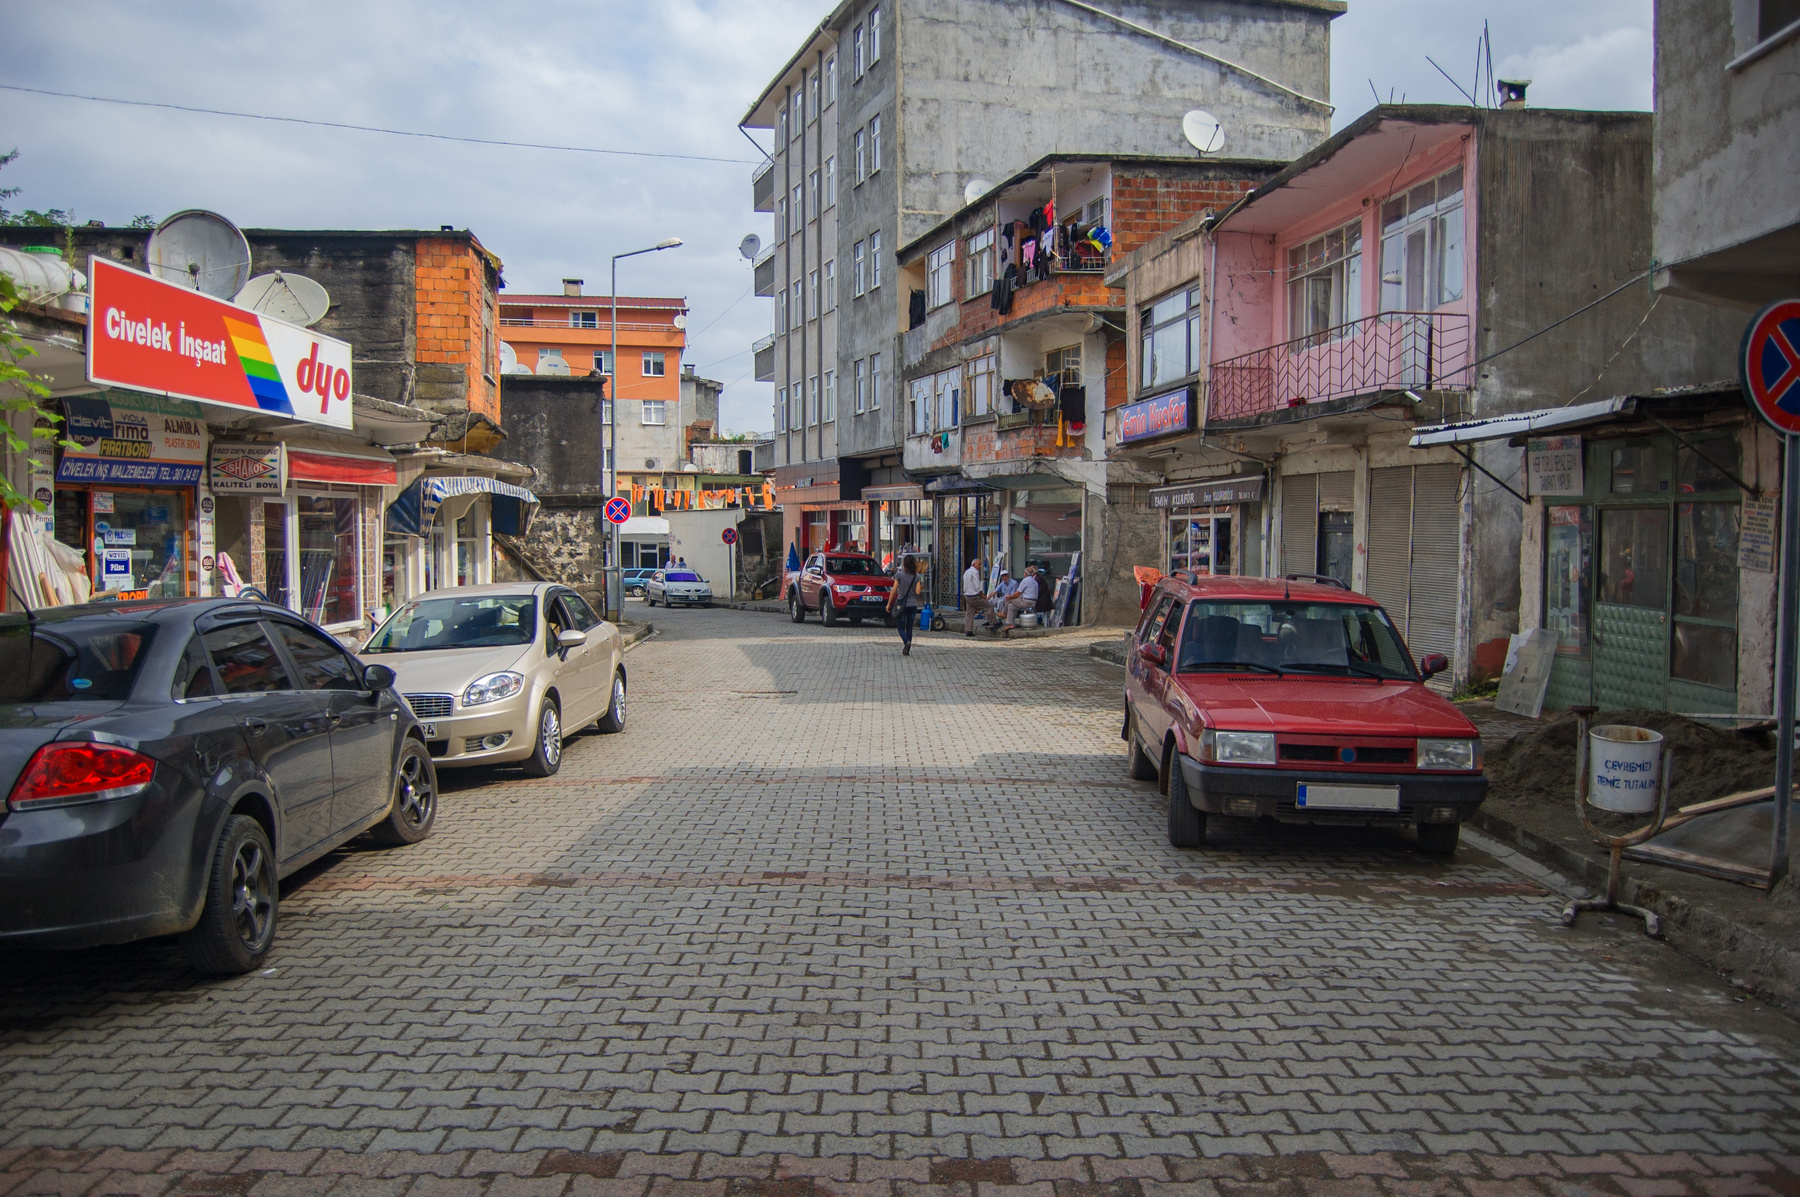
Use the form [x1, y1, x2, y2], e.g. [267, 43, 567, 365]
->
[787, 551, 895, 626]
[1123, 573, 1485, 855]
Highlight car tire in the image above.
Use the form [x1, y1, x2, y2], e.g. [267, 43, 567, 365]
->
[181, 814, 278, 976]
[1417, 822, 1460, 856]
[597, 671, 627, 733]
[523, 698, 563, 777]
[821, 598, 837, 626]
[789, 590, 806, 623]
[1166, 745, 1207, 849]
[1127, 712, 1157, 781]
[371, 739, 438, 847]
[646, 593, 656, 607]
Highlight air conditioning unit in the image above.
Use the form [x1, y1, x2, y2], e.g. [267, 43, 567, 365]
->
[645, 457, 660, 470]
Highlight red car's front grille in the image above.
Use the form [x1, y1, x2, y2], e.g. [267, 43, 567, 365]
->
[1278, 743, 1413, 766]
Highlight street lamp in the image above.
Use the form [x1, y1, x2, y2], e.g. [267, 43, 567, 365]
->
[606, 237, 683, 619]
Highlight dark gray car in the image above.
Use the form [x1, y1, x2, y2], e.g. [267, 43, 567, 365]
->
[0, 597, 435, 973]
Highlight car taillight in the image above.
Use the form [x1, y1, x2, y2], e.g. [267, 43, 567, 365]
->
[6, 743, 158, 811]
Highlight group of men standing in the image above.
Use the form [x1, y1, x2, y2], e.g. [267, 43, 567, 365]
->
[960, 557, 1041, 635]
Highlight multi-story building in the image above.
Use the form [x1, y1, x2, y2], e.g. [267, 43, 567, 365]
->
[741, 0, 1343, 567]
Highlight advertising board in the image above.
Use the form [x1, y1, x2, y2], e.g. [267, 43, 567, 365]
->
[56, 392, 208, 486]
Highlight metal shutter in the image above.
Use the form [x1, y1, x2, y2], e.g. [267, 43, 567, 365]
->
[1281, 474, 1317, 577]
[1365, 466, 1414, 633]
[1317, 471, 1354, 512]
[1407, 462, 1462, 691]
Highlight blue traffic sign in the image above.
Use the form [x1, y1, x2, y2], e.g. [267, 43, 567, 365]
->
[1741, 299, 1800, 435]
[604, 496, 632, 524]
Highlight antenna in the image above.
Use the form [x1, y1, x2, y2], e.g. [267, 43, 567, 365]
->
[963, 178, 994, 205]
[738, 234, 761, 261]
[1181, 110, 1226, 155]
[144, 210, 252, 298]
[233, 272, 330, 326]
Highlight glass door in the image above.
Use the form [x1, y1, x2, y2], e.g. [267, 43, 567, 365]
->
[263, 498, 295, 609]
[1593, 506, 1670, 709]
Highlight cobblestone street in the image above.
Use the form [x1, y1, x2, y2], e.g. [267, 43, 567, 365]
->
[3, 607, 1798, 1196]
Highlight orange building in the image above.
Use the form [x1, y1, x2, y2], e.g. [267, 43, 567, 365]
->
[498, 281, 686, 410]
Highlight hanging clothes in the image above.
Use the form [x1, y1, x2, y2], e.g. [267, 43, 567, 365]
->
[1060, 384, 1087, 432]
[908, 289, 927, 329]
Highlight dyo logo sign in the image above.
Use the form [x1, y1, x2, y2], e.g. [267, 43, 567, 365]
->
[294, 344, 349, 413]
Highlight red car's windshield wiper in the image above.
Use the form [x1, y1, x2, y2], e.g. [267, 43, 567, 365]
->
[1180, 660, 1283, 675]
[1282, 661, 1390, 680]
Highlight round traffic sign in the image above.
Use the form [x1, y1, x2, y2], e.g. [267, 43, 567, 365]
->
[604, 496, 632, 525]
[1741, 299, 1800, 435]
[721, 526, 739, 546]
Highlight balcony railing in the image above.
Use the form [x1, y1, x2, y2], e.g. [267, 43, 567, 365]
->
[752, 158, 775, 213]
[499, 318, 673, 333]
[1206, 311, 1472, 423]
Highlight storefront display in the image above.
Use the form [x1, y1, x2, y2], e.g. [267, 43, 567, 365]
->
[1150, 474, 1265, 578]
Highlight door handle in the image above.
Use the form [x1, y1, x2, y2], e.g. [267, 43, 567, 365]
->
[327, 711, 343, 726]
[243, 718, 267, 735]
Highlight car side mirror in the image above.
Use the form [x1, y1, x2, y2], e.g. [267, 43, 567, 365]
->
[1137, 643, 1167, 668]
[556, 628, 588, 650]
[361, 663, 397, 691]
[1418, 653, 1448, 680]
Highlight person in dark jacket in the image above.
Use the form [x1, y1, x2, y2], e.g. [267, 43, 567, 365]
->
[888, 554, 922, 656]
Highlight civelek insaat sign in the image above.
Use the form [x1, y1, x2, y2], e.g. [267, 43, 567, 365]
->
[86, 257, 354, 430]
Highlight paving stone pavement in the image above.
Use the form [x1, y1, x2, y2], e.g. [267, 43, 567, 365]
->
[3, 607, 1798, 1197]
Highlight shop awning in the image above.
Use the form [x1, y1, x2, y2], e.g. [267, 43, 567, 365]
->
[619, 516, 670, 537]
[1409, 397, 1635, 447]
[386, 475, 540, 537]
[288, 445, 398, 486]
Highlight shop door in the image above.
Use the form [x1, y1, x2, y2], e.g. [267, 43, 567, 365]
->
[1593, 507, 1670, 710]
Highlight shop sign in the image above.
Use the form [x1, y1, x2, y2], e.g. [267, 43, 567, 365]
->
[1117, 387, 1193, 445]
[100, 548, 133, 587]
[209, 443, 287, 494]
[1741, 494, 1778, 573]
[87, 258, 355, 430]
[57, 392, 207, 487]
[1149, 474, 1265, 510]
[1527, 436, 1583, 496]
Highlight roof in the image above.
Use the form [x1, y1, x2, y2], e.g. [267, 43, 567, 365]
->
[1409, 382, 1745, 447]
[244, 226, 503, 273]
[500, 294, 688, 310]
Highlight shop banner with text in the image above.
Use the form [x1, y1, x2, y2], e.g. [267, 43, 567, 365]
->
[87, 257, 354, 430]
[58, 392, 208, 486]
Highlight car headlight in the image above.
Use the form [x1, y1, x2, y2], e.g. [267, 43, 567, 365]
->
[1417, 738, 1479, 771]
[463, 671, 526, 707]
[834, 584, 852, 593]
[1202, 729, 1277, 765]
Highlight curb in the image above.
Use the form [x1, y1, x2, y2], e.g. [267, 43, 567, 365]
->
[619, 622, 654, 651]
[1089, 636, 1129, 666]
[1470, 805, 1800, 1006]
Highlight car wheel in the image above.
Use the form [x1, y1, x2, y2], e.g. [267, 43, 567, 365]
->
[1127, 712, 1157, 781]
[1417, 822, 1460, 856]
[821, 597, 837, 626]
[597, 671, 627, 733]
[789, 590, 806, 623]
[1166, 744, 1206, 849]
[371, 739, 438, 846]
[523, 699, 563, 777]
[182, 814, 278, 975]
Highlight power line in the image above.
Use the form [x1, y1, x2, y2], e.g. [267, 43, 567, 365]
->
[0, 84, 759, 166]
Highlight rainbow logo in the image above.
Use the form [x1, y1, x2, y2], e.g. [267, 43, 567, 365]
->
[223, 316, 294, 415]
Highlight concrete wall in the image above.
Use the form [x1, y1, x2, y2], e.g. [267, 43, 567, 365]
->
[666, 508, 741, 595]
[494, 376, 605, 495]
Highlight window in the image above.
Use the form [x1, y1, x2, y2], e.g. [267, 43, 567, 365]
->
[790, 90, 803, 138]
[910, 377, 931, 436]
[824, 370, 836, 422]
[642, 351, 666, 376]
[854, 129, 867, 184]
[808, 70, 820, 119]
[870, 230, 882, 288]
[778, 287, 790, 333]
[778, 197, 789, 242]
[824, 54, 836, 105]
[869, 115, 883, 173]
[935, 369, 959, 429]
[791, 281, 803, 326]
[570, 310, 598, 328]
[1287, 218, 1363, 342]
[593, 349, 613, 375]
[201, 623, 291, 694]
[1673, 439, 1743, 691]
[297, 495, 359, 626]
[792, 183, 803, 225]
[0, 621, 155, 704]
[1380, 165, 1464, 314]
[824, 157, 836, 207]
[173, 636, 217, 700]
[777, 387, 788, 432]
[560, 592, 602, 632]
[1044, 344, 1081, 386]
[777, 104, 788, 144]
[966, 229, 995, 298]
[272, 623, 360, 691]
[641, 400, 667, 425]
[1085, 197, 1106, 226]
[926, 241, 955, 309]
[853, 22, 865, 77]
[967, 354, 996, 418]
[808, 270, 819, 320]
[1140, 286, 1203, 389]
[823, 260, 836, 310]
[869, 353, 881, 408]
[854, 359, 867, 413]
[1545, 506, 1591, 656]
[853, 241, 867, 296]
[1599, 507, 1670, 609]
[870, 5, 882, 61]
[808, 376, 821, 425]
[601, 400, 613, 425]
[808, 170, 820, 219]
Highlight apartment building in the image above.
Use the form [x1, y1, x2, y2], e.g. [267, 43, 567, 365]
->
[742, 0, 1343, 565]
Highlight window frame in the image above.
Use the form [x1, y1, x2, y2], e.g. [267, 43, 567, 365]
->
[869, 230, 882, 289]
[854, 358, 867, 414]
[869, 352, 882, 409]
[870, 5, 882, 62]
[853, 22, 865, 77]
[1378, 165, 1465, 315]
[1286, 217, 1364, 344]
[641, 400, 667, 426]
[926, 241, 956, 309]
[808, 375, 821, 426]
[869, 115, 883, 174]
[824, 156, 836, 207]
[808, 269, 820, 321]
[823, 259, 836, 310]
[824, 370, 836, 422]
[965, 228, 995, 298]
[966, 353, 996, 419]
[641, 351, 666, 377]
[777, 387, 788, 433]
[854, 129, 867, 184]
[1138, 285, 1202, 390]
[852, 241, 867, 296]
[824, 54, 836, 105]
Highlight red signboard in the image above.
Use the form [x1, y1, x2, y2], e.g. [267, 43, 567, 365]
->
[86, 257, 355, 430]
[1741, 299, 1800, 436]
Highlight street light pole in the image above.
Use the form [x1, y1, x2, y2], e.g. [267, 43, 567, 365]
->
[605, 238, 683, 620]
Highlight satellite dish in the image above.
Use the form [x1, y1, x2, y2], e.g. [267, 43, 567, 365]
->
[233, 272, 330, 326]
[536, 351, 570, 376]
[1182, 110, 1226, 155]
[964, 178, 994, 205]
[145, 210, 252, 298]
[499, 341, 519, 372]
[738, 234, 761, 261]
[672, 314, 688, 330]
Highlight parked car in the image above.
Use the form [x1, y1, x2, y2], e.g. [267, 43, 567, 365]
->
[359, 583, 625, 776]
[1123, 573, 1486, 855]
[0, 597, 434, 974]
[787, 552, 894, 625]
[623, 568, 657, 597]
[645, 569, 712, 608]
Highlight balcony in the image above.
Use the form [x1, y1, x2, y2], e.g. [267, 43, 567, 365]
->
[753, 334, 776, 382]
[499, 318, 671, 333]
[752, 159, 775, 213]
[1207, 312, 1473, 424]
[753, 248, 776, 298]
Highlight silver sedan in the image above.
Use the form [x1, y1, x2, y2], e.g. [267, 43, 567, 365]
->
[645, 569, 713, 608]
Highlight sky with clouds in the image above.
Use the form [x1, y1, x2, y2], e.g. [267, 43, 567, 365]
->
[0, 0, 1652, 438]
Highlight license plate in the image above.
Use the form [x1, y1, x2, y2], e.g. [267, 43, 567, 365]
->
[1297, 783, 1400, 811]
[419, 723, 437, 738]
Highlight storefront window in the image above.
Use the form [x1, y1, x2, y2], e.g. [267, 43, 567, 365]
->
[1672, 500, 1739, 690]
[382, 534, 406, 612]
[298, 495, 359, 626]
[456, 510, 479, 587]
[1598, 507, 1669, 608]
[264, 501, 292, 609]
[61, 490, 190, 598]
[1609, 444, 1660, 494]
[1545, 506, 1591, 656]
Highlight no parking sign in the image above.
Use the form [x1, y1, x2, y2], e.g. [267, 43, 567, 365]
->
[604, 496, 631, 524]
[1742, 299, 1800, 435]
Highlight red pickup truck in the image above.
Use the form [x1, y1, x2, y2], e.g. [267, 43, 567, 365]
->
[787, 552, 895, 626]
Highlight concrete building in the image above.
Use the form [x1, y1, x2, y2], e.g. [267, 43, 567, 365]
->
[741, 0, 1343, 568]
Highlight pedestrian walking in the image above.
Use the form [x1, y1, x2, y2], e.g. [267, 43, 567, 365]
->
[888, 554, 922, 656]
[961, 556, 985, 636]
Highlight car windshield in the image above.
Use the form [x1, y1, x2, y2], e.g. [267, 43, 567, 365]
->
[364, 595, 538, 652]
[1175, 600, 1416, 680]
[0, 621, 155, 702]
[827, 557, 879, 575]
[665, 572, 700, 583]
